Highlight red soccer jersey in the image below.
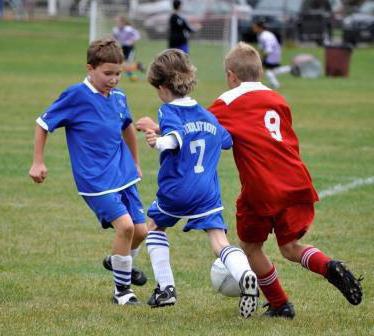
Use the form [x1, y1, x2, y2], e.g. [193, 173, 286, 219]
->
[209, 82, 318, 216]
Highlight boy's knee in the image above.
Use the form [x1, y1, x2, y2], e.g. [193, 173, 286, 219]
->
[115, 220, 134, 237]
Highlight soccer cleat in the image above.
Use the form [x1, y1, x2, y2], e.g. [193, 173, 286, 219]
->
[103, 256, 147, 286]
[238, 270, 259, 318]
[113, 286, 139, 305]
[147, 284, 177, 308]
[263, 301, 295, 319]
[325, 260, 363, 305]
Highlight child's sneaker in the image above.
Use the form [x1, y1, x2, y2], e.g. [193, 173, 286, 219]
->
[263, 301, 295, 319]
[103, 255, 147, 286]
[238, 270, 259, 318]
[147, 284, 177, 308]
[113, 286, 139, 305]
[325, 260, 363, 305]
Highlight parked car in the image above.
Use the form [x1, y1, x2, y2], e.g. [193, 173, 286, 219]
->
[242, 0, 335, 44]
[142, 0, 253, 40]
[342, 0, 374, 45]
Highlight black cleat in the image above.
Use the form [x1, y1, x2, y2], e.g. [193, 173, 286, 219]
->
[325, 260, 363, 305]
[239, 270, 259, 318]
[103, 255, 147, 286]
[113, 285, 139, 305]
[147, 284, 177, 308]
[263, 301, 295, 319]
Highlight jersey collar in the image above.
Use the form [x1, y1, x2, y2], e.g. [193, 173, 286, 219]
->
[83, 77, 113, 96]
[218, 82, 271, 105]
[168, 96, 197, 106]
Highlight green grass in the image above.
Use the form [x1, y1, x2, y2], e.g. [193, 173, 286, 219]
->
[0, 19, 373, 336]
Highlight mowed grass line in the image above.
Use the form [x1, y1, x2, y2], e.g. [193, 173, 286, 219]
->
[0, 20, 373, 335]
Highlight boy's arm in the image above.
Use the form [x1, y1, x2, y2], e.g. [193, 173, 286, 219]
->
[29, 125, 48, 183]
[122, 123, 142, 177]
[136, 117, 160, 134]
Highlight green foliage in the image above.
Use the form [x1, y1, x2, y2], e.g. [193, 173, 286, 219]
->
[0, 19, 373, 336]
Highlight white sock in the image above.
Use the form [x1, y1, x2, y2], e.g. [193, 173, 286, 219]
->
[219, 245, 252, 282]
[111, 254, 132, 291]
[146, 231, 175, 290]
[265, 70, 280, 89]
[273, 65, 291, 75]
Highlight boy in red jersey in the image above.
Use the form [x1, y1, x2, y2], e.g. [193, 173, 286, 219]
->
[208, 42, 363, 318]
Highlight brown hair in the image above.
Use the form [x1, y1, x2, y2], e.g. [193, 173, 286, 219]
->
[224, 42, 263, 82]
[87, 38, 124, 68]
[147, 49, 196, 97]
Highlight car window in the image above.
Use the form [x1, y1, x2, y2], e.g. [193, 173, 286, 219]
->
[360, 2, 374, 15]
[256, 0, 303, 12]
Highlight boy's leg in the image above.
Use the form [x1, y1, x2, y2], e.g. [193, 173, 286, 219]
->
[276, 203, 362, 305]
[102, 223, 148, 285]
[146, 217, 177, 308]
[111, 214, 138, 305]
[241, 240, 294, 318]
[279, 240, 363, 305]
[207, 229, 258, 318]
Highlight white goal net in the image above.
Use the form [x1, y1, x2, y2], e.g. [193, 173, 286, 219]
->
[88, 0, 246, 50]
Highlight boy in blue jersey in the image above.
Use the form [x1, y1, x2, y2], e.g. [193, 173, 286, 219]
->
[29, 38, 148, 305]
[136, 49, 259, 318]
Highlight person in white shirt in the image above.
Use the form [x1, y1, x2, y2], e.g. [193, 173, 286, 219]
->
[113, 15, 145, 80]
[252, 20, 290, 89]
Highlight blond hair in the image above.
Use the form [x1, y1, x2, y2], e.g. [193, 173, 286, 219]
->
[87, 38, 124, 68]
[147, 49, 196, 97]
[224, 42, 263, 82]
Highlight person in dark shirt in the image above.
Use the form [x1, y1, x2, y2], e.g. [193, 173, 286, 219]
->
[168, 0, 194, 53]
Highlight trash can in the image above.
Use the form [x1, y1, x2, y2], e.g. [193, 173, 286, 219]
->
[325, 44, 353, 77]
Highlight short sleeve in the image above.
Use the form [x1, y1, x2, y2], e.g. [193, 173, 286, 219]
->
[37, 89, 76, 132]
[158, 106, 184, 148]
[119, 94, 133, 130]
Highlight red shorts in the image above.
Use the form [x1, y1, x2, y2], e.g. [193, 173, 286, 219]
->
[236, 203, 315, 246]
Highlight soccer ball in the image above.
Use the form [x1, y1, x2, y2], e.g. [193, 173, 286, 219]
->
[210, 258, 241, 297]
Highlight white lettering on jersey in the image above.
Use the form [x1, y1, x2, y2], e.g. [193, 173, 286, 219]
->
[184, 121, 216, 135]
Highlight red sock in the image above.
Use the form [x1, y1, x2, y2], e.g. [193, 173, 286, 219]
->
[301, 247, 331, 276]
[258, 265, 288, 308]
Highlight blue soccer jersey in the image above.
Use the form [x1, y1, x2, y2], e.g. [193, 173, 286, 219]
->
[155, 97, 232, 217]
[36, 78, 140, 195]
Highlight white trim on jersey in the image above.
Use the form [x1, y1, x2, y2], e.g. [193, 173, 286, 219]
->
[83, 77, 121, 96]
[156, 201, 224, 219]
[84, 77, 98, 93]
[36, 117, 49, 131]
[78, 178, 141, 196]
[218, 82, 271, 105]
[169, 97, 197, 107]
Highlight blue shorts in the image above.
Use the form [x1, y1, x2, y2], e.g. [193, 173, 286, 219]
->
[147, 201, 227, 232]
[82, 185, 146, 229]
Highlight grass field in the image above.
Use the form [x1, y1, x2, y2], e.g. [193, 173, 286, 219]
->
[0, 19, 373, 336]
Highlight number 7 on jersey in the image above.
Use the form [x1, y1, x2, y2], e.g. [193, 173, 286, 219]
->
[190, 139, 205, 173]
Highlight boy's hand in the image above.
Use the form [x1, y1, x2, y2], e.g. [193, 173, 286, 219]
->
[136, 117, 159, 133]
[29, 163, 48, 183]
[145, 129, 158, 148]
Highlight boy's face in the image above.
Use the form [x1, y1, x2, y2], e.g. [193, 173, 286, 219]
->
[87, 62, 122, 96]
